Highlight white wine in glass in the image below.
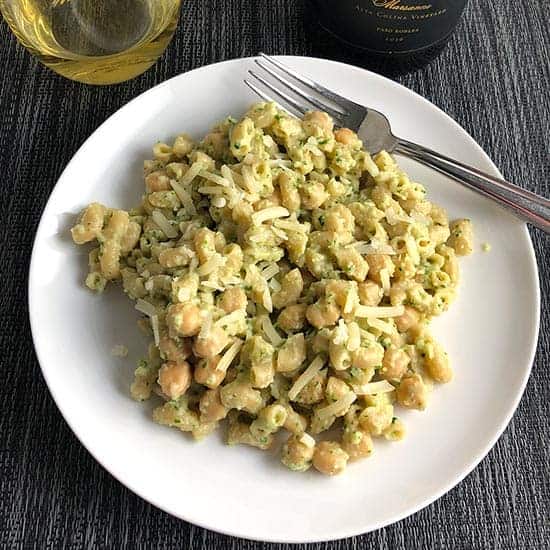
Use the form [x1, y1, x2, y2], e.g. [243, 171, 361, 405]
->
[0, 0, 181, 84]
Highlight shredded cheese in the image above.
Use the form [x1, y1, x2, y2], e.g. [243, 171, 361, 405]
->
[366, 318, 395, 334]
[170, 181, 196, 215]
[199, 170, 230, 187]
[354, 304, 405, 318]
[151, 315, 160, 347]
[215, 339, 243, 372]
[316, 392, 357, 420]
[261, 316, 283, 346]
[135, 298, 156, 317]
[346, 322, 361, 352]
[354, 241, 396, 255]
[215, 309, 246, 328]
[352, 380, 395, 395]
[151, 210, 178, 239]
[288, 356, 325, 401]
[380, 268, 391, 296]
[180, 161, 203, 187]
[198, 254, 226, 276]
[251, 206, 290, 226]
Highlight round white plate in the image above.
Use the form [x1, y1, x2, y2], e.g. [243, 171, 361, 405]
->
[29, 56, 540, 542]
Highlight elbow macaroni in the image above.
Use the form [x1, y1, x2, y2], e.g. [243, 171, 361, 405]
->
[71, 102, 474, 476]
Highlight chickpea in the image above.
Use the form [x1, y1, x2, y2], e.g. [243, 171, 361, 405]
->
[425, 347, 453, 383]
[193, 326, 229, 359]
[325, 376, 351, 402]
[277, 303, 307, 332]
[194, 227, 217, 264]
[194, 356, 226, 389]
[166, 303, 202, 338]
[219, 287, 247, 313]
[293, 370, 327, 405]
[306, 299, 340, 329]
[272, 268, 303, 309]
[342, 428, 373, 461]
[359, 403, 393, 436]
[158, 336, 191, 363]
[302, 110, 334, 136]
[281, 434, 315, 471]
[351, 344, 385, 370]
[395, 306, 420, 333]
[334, 247, 369, 282]
[334, 127, 361, 147]
[276, 333, 306, 373]
[366, 254, 395, 285]
[199, 388, 229, 423]
[380, 348, 410, 381]
[278, 172, 301, 212]
[313, 441, 349, 476]
[396, 373, 428, 410]
[358, 280, 383, 306]
[311, 328, 332, 354]
[157, 361, 191, 400]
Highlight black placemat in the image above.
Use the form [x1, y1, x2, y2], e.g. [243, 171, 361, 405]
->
[0, 1, 548, 548]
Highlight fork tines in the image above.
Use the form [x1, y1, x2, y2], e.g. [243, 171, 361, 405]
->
[245, 53, 363, 126]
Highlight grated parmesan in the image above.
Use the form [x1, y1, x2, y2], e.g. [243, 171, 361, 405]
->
[151, 210, 178, 239]
[135, 298, 157, 317]
[352, 380, 395, 395]
[215, 339, 243, 372]
[170, 180, 196, 215]
[261, 315, 283, 346]
[288, 356, 325, 401]
[151, 315, 160, 347]
[380, 268, 391, 296]
[316, 392, 357, 420]
[251, 206, 290, 226]
[354, 304, 405, 318]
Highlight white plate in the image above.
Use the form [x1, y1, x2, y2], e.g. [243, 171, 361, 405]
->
[29, 56, 540, 543]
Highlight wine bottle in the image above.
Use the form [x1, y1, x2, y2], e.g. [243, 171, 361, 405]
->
[309, 0, 468, 71]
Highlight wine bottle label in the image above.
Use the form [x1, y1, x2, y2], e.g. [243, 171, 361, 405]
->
[313, 0, 467, 54]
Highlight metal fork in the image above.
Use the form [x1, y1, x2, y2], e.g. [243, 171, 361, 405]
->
[245, 53, 550, 234]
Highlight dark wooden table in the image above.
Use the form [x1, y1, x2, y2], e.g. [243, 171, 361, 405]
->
[1, 1, 548, 547]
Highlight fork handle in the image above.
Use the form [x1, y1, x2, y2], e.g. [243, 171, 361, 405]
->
[394, 139, 550, 234]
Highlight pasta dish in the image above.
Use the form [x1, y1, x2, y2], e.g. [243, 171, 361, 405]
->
[71, 102, 473, 475]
